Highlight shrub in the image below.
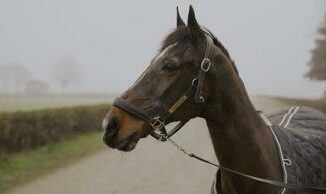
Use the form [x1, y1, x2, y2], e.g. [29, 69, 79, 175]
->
[0, 104, 110, 157]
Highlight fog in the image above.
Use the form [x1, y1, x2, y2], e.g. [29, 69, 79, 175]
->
[0, 0, 325, 98]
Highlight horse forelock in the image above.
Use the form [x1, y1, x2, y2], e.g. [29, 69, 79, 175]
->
[160, 26, 190, 52]
[159, 26, 238, 75]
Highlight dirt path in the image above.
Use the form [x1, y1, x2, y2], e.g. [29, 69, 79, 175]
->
[7, 97, 283, 194]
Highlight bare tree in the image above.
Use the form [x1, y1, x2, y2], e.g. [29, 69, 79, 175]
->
[0, 64, 31, 94]
[306, 14, 326, 97]
[50, 55, 82, 91]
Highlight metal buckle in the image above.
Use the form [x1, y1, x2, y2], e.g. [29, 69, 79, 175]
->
[197, 95, 205, 103]
[150, 116, 165, 130]
[191, 77, 198, 86]
[201, 58, 211, 72]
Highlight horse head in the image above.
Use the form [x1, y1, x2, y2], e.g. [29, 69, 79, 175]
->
[102, 6, 236, 151]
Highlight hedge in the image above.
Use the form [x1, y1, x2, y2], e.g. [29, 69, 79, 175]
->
[0, 104, 110, 157]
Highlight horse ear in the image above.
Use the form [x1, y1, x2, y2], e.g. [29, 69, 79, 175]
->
[176, 7, 185, 27]
[187, 5, 204, 43]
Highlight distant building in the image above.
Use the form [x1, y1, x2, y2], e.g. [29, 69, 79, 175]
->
[25, 80, 49, 95]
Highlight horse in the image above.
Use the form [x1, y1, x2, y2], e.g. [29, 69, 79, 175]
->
[102, 6, 326, 194]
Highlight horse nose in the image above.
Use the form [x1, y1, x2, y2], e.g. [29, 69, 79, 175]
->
[103, 117, 120, 140]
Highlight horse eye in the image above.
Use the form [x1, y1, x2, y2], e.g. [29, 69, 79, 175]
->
[163, 63, 179, 72]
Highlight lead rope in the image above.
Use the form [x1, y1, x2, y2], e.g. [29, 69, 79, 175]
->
[167, 137, 218, 167]
[162, 131, 326, 193]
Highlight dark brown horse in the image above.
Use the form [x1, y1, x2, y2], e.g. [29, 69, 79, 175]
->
[102, 6, 326, 194]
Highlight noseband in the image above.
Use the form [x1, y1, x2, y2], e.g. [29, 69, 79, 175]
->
[113, 34, 214, 141]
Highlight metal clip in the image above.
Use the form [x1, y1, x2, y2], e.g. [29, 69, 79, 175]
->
[201, 58, 211, 72]
[158, 134, 167, 142]
[150, 116, 165, 130]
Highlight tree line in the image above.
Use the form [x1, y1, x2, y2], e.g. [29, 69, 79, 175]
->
[306, 12, 326, 97]
[0, 55, 81, 95]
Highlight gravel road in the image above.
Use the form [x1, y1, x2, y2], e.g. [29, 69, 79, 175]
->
[7, 97, 284, 194]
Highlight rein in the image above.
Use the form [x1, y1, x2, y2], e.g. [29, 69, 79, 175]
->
[113, 33, 326, 193]
[165, 134, 326, 193]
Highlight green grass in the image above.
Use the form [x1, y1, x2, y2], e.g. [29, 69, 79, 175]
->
[0, 131, 106, 193]
[271, 96, 326, 113]
[0, 94, 113, 113]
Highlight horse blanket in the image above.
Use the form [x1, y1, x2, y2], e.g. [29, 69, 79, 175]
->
[211, 106, 326, 194]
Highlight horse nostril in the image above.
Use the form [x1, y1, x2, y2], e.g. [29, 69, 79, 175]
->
[105, 117, 120, 139]
[107, 117, 119, 130]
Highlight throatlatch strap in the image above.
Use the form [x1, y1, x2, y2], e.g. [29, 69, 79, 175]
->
[194, 35, 214, 103]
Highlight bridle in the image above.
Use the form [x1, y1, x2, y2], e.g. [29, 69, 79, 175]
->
[113, 33, 214, 141]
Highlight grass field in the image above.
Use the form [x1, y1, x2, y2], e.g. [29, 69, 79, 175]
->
[0, 94, 114, 113]
[0, 132, 106, 193]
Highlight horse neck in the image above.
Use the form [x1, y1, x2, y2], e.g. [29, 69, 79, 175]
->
[203, 63, 283, 192]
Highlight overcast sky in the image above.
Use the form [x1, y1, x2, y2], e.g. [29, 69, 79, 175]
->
[0, 0, 325, 98]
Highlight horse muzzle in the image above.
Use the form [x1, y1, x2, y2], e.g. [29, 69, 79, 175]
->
[102, 108, 148, 151]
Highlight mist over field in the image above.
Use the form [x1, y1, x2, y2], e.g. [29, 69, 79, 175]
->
[1, 2, 326, 194]
[0, 0, 325, 98]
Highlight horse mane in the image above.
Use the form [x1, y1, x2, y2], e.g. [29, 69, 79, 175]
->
[160, 26, 239, 75]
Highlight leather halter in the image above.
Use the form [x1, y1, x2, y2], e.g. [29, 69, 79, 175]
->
[113, 34, 214, 141]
